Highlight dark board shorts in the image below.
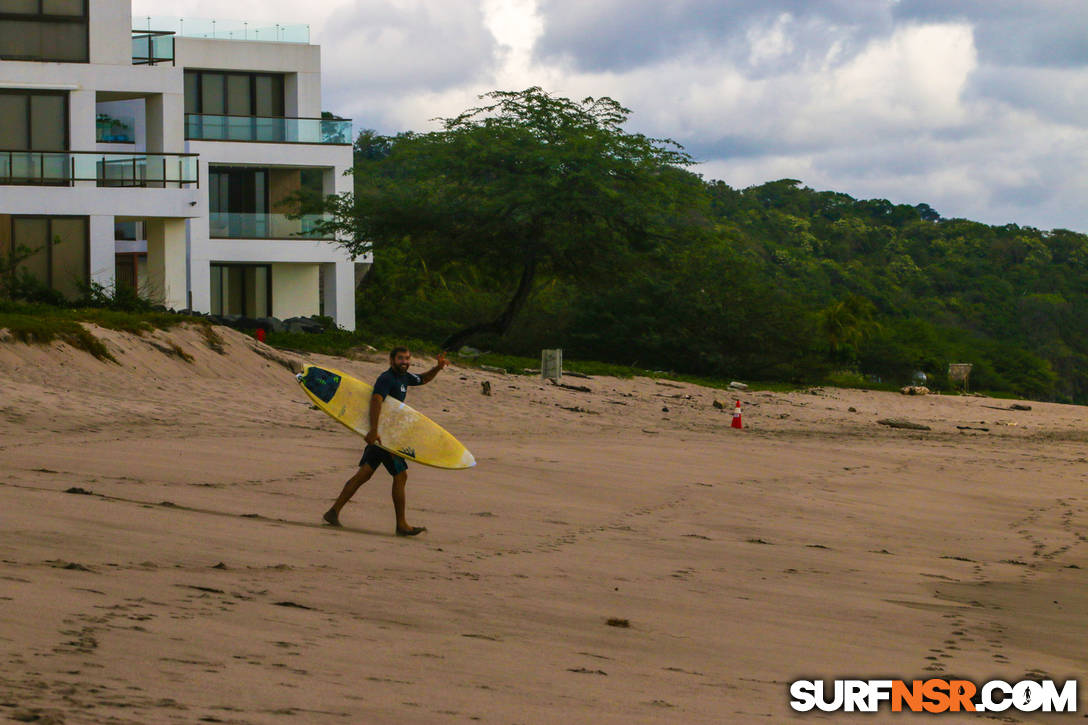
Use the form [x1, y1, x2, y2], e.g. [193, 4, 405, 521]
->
[359, 444, 408, 476]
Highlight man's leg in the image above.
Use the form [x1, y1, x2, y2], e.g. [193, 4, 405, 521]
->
[324, 464, 376, 526]
[391, 471, 409, 531]
[391, 471, 425, 535]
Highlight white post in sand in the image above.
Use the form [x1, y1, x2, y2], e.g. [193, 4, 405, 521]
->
[541, 349, 563, 383]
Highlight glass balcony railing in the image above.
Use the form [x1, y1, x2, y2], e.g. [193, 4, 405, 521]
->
[133, 16, 309, 43]
[131, 30, 175, 65]
[209, 212, 334, 240]
[0, 151, 198, 187]
[185, 114, 352, 145]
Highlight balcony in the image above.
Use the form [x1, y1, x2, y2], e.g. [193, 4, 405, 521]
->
[209, 212, 334, 240]
[0, 151, 198, 187]
[133, 16, 309, 43]
[185, 114, 352, 145]
[131, 29, 175, 65]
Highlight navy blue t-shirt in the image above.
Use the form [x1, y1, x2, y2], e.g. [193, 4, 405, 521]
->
[373, 368, 422, 403]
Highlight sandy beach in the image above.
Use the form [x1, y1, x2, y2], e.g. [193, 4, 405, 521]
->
[1, 324, 1085, 723]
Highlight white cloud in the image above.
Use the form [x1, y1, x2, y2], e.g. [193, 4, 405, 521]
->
[818, 23, 975, 129]
[746, 13, 795, 67]
[132, 0, 1088, 231]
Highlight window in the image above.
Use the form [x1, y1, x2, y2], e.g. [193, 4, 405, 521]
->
[115, 252, 146, 292]
[114, 221, 141, 241]
[42, 0, 83, 14]
[254, 75, 278, 116]
[31, 95, 65, 149]
[2, 1, 41, 12]
[11, 217, 48, 283]
[300, 168, 323, 194]
[49, 217, 87, 298]
[210, 264, 271, 317]
[209, 166, 269, 237]
[226, 74, 249, 116]
[3, 215, 88, 299]
[0, 90, 68, 150]
[0, 95, 30, 148]
[184, 72, 199, 115]
[200, 73, 225, 115]
[184, 70, 284, 117]
[0, 92, 68, 183]
[0, 0, 88, 62]
[185, 71, 289, 141]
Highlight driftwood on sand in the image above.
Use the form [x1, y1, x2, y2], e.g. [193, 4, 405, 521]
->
[877, 418, 931, 431]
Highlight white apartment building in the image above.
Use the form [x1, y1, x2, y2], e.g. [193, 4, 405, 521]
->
[0, 0, 361, 329]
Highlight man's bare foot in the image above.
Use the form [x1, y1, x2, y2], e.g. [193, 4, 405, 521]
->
[395, 525, 426, 537]
[323, 508, 341, 527]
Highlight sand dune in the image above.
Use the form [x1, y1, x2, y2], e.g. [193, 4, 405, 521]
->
[0, 324, 1085, 723]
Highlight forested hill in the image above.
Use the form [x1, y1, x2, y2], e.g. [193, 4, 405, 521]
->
[330, 91, 1084, 405]
[356, 175, 1087, 404]
[698, 179, 1088, 402]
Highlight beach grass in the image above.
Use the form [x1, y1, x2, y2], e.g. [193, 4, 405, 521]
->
[0, 301, 208, 362]
[0, 303, 1013, 398]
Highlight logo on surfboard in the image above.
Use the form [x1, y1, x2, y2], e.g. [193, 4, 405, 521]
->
[398, 446, 416, 458]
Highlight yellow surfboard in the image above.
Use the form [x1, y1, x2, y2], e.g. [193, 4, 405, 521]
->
[296, 364, 475, 470]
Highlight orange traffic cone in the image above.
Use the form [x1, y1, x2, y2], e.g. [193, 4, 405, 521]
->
[731, 400, 743, 429]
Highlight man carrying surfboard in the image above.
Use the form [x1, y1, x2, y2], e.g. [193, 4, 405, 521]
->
[323, 347, 449, 535]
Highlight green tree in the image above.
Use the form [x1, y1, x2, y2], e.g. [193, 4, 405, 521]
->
[818, 295, 879, 364]
[317, 86, 701, 350]
[0, 240, 39, 300]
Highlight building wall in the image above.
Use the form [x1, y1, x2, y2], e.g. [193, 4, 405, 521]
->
[0, 187, 199, 219]
[1, 0, 359, 328]
[271, 263, 319, 318]
[145, 218, 187, 309]
[88, 0, 134, 66]
[0, 61, 183, 103]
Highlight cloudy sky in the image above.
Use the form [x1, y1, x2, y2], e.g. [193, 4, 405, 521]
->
[133, 0, 1088, 232]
